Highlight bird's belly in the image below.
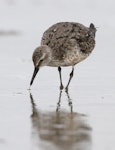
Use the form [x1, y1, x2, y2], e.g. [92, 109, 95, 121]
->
[48, 49, 89, 67]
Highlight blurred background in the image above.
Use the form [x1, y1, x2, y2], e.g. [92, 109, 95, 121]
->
[0, 0, 115, 150]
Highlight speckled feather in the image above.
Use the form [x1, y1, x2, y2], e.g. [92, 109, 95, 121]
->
[41, 22, 96, 66]
[30, 22, 96, 87]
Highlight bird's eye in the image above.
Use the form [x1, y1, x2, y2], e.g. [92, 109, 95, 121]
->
[40, 59, 43, 63]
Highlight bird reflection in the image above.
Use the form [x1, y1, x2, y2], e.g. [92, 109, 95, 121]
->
[30, 91, 92, 150]
[56, 90, 73, 113]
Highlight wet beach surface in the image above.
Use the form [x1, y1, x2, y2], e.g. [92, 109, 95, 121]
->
[0, 1, 115, 150]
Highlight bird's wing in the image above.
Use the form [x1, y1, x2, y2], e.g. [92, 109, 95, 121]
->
[41, 22, 88, 49]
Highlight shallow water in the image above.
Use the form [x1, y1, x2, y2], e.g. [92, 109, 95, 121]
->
[30, 92, 92, 150]
[0, 76, 115, 150]
[0, 1, 115, 150]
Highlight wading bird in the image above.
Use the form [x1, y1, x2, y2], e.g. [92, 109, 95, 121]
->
[30, 22, 96, 91]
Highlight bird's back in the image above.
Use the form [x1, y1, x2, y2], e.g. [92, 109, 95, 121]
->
[41, 22, 96, 66]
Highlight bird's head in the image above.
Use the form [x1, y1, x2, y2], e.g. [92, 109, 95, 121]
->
[30, 45, 51, 86]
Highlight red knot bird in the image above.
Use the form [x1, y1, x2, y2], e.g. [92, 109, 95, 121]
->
[30, 22, 96, 91]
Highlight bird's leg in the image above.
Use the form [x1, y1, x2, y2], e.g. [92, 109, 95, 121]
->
[65, 66, 74, 92]
[58, 67, 64, 90]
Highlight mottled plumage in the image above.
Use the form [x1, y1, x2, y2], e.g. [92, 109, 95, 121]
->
[30, 22, 96, 90]
[41, 22, 96, 66]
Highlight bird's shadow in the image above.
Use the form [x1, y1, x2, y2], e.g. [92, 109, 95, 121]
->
[29, 91, 92, 150]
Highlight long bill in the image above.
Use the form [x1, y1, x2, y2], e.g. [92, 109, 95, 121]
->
[30, 67, 39, 86]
